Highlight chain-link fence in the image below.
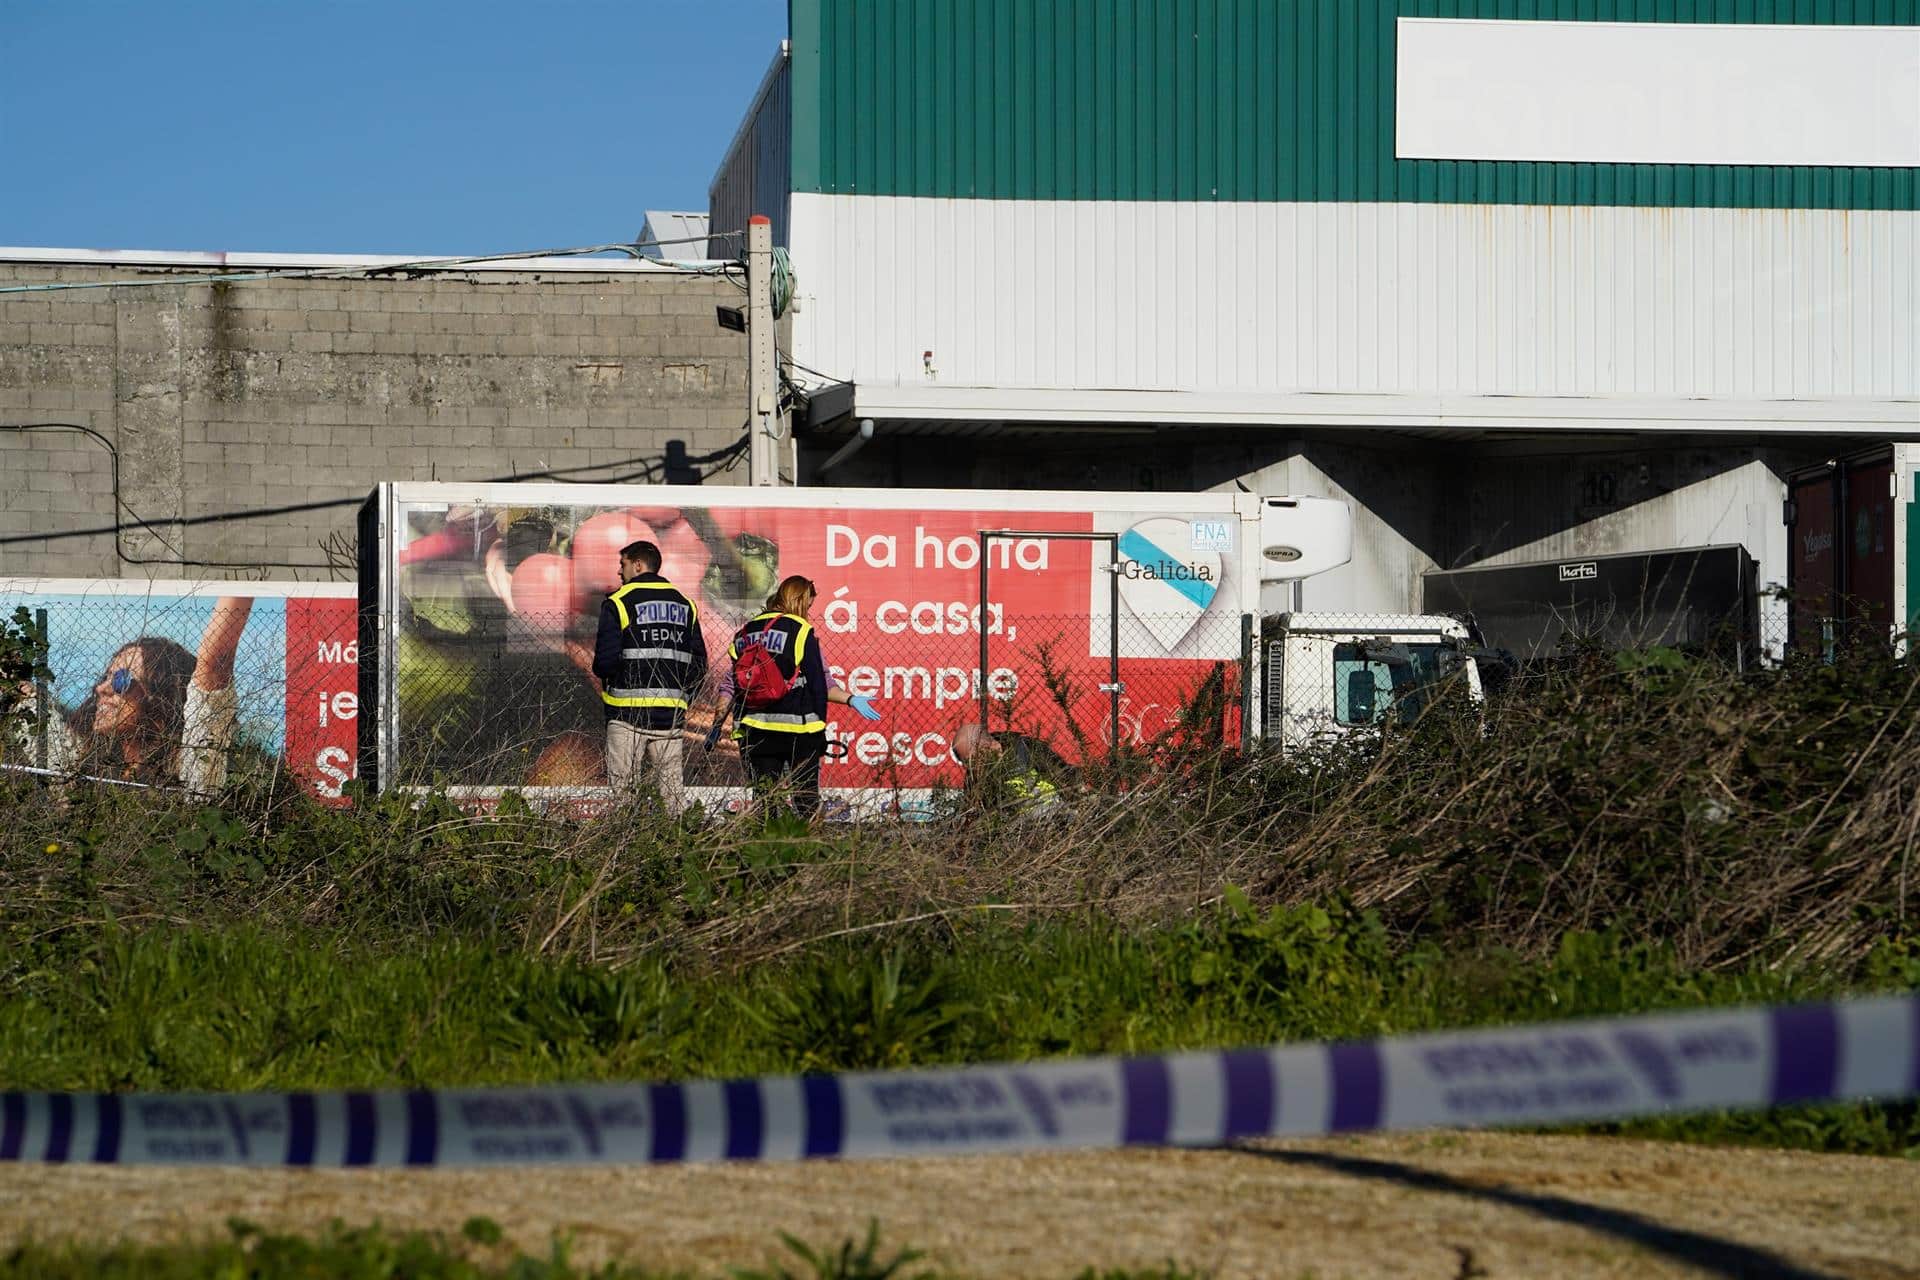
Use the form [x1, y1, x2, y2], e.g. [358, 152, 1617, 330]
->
[1439, 599, 1909, 676]
[0, 593, 359, 803]
[381, 606, 1257, 818]
[1771, 594, 1913, 666]
[10, 590, 1909, 818]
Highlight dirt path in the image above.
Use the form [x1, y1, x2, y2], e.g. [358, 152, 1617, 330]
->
[0, 1132, 1913, 1278]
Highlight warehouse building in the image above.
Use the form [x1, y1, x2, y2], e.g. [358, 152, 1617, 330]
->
[714, 1, 1918, 634]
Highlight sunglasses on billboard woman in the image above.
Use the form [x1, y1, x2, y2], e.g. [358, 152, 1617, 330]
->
[108, 667, 140, 696]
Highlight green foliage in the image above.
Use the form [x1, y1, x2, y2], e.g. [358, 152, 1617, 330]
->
[0, 909, 1910, 1155]
[0, 1219, 1208, 1280]
[730, 1222, 932, 1280]
[733, 949, 971, 1071]
[1, 652, 1916, 1160]
[0, 605, 51, 729]
[1235, 642, 1920, 971]
[0, 1217, 676, 1279]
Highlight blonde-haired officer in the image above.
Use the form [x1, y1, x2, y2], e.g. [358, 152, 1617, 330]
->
[728, 574, 878, 819]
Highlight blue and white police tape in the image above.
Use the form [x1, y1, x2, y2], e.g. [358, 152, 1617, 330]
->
[3, 995, 1914, 1168]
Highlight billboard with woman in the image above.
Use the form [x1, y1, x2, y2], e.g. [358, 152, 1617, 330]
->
[0, 579, 358, 802]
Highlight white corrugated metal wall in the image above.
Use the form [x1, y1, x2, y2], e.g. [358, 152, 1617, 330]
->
[792, 196, 1920, 411]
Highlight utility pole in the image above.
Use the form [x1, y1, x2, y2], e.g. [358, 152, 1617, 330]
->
[745, 214, 782, 486]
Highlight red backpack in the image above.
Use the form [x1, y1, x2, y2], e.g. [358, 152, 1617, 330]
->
[732, 643, 793, 710]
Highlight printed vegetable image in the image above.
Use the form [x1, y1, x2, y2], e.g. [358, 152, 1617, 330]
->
[704, 531, 780, 606]
[569, 511, 658, 613]
[526, 730, 606, 786]
[508, 552, 573, 620]
[394, 628, 478, 730]
[657, 518, 713, 591]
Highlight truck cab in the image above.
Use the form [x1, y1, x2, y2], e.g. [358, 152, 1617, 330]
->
[1261, 612, 1486, 751]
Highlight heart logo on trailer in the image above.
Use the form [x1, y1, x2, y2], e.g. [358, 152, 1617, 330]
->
[1115, 518, 1221, 651]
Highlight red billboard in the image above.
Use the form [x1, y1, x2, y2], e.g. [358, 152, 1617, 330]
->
[371, 487, 1255, 810]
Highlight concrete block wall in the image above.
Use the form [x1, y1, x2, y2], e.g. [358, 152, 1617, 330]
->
[0, 258, 749, 580]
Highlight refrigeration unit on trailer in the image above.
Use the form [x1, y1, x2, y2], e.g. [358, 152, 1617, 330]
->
[356, 483, 1485, 812]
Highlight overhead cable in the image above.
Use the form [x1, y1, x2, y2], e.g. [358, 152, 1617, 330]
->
[0, 423, 753, 566]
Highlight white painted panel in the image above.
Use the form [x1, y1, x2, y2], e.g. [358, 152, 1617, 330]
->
[792, 195, 1920, 425]
[1478, 461, 1784, 572]
[1396, 19, 1920, 168]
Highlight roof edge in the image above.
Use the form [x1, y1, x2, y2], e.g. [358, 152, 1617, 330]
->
[0, 247, 730, 273]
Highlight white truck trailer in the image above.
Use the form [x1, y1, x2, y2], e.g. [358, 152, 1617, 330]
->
[355, 482, 1479, 810]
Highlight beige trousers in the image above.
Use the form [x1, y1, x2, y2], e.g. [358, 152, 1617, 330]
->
[605, 721, 686, 815]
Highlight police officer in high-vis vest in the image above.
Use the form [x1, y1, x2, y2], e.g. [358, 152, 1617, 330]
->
[728, 574, 879, 819]
[952, 722, 1063, 818]
[592, 539, 706, 814]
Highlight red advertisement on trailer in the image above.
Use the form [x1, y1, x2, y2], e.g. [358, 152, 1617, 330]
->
[369, 485, 1258, 809]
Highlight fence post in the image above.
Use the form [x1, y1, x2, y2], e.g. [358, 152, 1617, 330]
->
[1238, 612, 1255, 750]
[32, 608, 49, 773]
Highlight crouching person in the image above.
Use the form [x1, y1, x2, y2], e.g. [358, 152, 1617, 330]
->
[952, 723, 1067, 819]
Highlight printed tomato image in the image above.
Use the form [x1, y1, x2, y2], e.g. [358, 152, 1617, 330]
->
[658, 519, 713, 590]
[706, 506, 775, 542]
[509, 553, 574, 621]
[570, 512, 657, 612]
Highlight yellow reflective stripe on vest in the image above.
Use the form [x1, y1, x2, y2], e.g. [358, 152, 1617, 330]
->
[739, 711, 825, 733]
[1007, 773, 1057, 801]
[610, 579, 696, 631]
[1004, 772, 1060, 813]
[604, 691, 691, 709]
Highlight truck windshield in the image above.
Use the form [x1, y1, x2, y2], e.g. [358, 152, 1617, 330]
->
[1332, 642, 1456, 725]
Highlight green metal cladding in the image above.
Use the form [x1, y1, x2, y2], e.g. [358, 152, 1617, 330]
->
[788, 0, 1919, 209]
[1910, 471, 1919, 632]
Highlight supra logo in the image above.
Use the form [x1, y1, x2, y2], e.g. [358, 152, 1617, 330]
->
[1558, 562, 1598, 582]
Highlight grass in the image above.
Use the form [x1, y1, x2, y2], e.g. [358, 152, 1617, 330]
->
[1, 646, 1917, 1158]
[1, 907, 1914, 1155]
[10, 646, 1919, 979]
[0, 1219, 1206, 1280]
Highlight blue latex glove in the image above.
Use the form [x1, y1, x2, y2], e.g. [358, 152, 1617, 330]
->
[847, 694, 881, 721]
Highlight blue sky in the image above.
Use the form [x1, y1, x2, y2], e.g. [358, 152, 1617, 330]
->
[1, 1, 788, 257]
